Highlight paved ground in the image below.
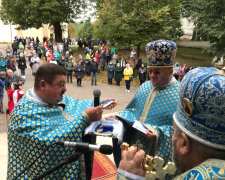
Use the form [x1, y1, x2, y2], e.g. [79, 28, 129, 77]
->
[0, 46, 137, 179]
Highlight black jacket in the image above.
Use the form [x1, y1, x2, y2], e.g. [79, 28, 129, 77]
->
[90, 61, 99, 73]
[18, 57, 27, 69]
[6, 59, 16, 72]
[138, 67, 147, 82]
[75, 65, 84, 79]
[12, 42, 18, 50]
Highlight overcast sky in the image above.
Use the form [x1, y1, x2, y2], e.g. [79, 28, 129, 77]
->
[75, 2, 97, 22]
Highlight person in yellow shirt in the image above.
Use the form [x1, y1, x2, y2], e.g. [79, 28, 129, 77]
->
[123, 63, 133, 92]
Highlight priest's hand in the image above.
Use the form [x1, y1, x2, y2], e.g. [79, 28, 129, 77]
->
[118, 146, 146, 177]
[85, 106, 103, 122]
[146, 129, 156, 141]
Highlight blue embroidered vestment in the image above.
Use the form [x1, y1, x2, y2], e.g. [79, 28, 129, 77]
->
[117, 80, 180, 164]
[7, 89, 93, 179]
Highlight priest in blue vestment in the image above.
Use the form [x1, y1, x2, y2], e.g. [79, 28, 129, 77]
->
[117, 67, 225, 180]
[7, 63, 116, 179]
[114, 40, 180, 166]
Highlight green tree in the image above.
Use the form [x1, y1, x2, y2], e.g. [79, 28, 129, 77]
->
[78, 19, 94, 39]
[73, 22, 84, 35]
[0, 0, 89, 42]
[182, 0, 225, 57]
[68, 24, 77, 39]
[94, 0, 183, 57]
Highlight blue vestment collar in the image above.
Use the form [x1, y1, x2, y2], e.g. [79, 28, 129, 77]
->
[26, 88, 64, 109]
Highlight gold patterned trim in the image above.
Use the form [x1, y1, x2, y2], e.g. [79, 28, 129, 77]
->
[139, 87, 157, 123]
[62, 111, 74, 122]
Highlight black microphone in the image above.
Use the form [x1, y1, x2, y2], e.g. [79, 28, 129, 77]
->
[57, 141, 113, 155]
[93, 89, 101, 107]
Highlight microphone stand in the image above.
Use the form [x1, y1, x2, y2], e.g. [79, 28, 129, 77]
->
[83, 134, 96, 180]
[34, 152, 81, 180]
[83, 89, 100, 179]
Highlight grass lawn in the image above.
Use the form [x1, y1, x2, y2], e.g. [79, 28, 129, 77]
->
[176, 47, 213, 67]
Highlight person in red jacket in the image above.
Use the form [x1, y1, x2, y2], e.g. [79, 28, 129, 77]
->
[94, 51, 99, 63]
[7, 82, 24, 115]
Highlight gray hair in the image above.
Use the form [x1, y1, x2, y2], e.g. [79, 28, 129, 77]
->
[7, 69, 13, 74]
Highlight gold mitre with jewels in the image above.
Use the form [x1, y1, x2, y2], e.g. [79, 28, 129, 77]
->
[146, 40, 177, 68]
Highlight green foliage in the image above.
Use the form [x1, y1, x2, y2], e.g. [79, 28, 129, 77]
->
[0, 0, 89, 41]
[93, 0, 183, 50]
[182, 0, 225, 57]
[0, 0, 87, 29]
[77, 19, 94, 39]
[73, 22, 84, 34]
[68, 24, 77, 38]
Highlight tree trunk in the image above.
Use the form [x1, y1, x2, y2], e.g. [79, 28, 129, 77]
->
[137, 44, 141, 58]
[53, 22, 62, 42]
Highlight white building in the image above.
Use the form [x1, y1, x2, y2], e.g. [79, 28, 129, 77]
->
[180, 18, 195, 41]
[0, 21, 17, 43]
[0, 20, 52, 43]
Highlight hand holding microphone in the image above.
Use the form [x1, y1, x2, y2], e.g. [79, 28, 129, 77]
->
[85, 106, 103, 122]
[84, 89, 117, 122]
[93, 89, 117, 109]
[83, 89, 102, 122]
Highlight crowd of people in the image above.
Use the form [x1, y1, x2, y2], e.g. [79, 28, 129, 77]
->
[0, 36, 149, 123]
[0, 36, 45, 121]
[0, 50, 25, 122]
[73, 43, 148, 90]
[6, 36, 171, 93]
[173, 62, 195, 81]
[27, 36, 149, 89]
